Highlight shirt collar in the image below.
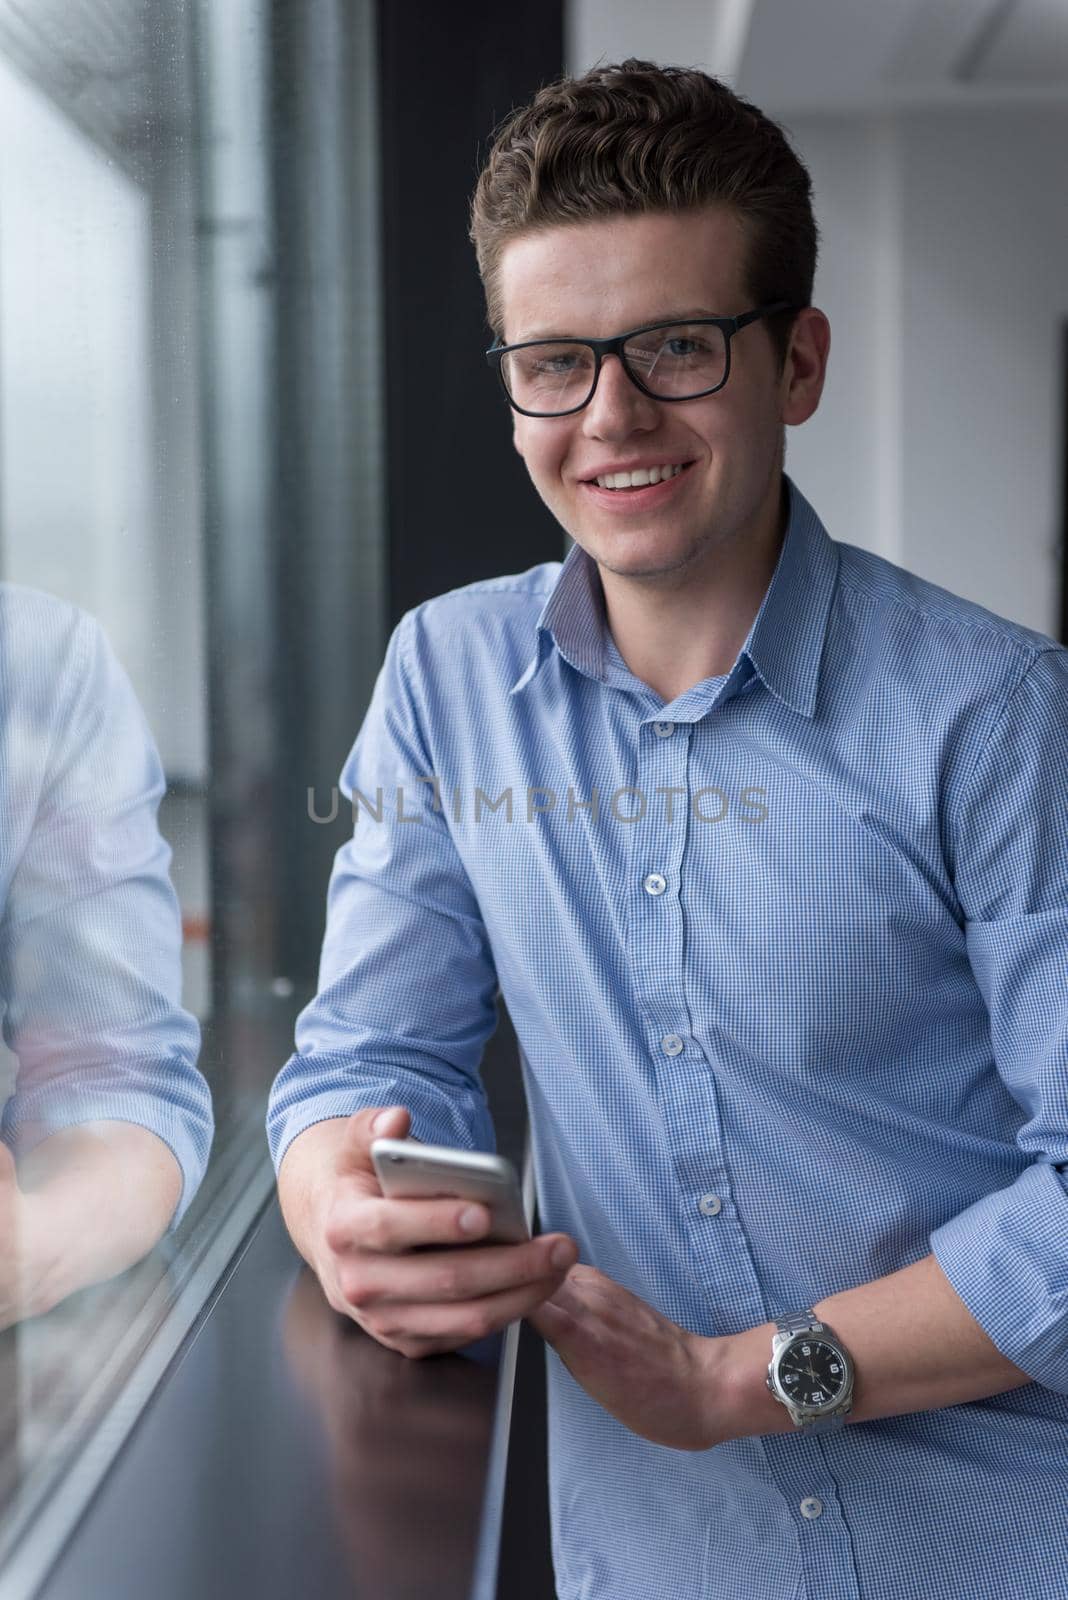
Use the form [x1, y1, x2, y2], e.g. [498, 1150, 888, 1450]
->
[509, 473, 839, 720]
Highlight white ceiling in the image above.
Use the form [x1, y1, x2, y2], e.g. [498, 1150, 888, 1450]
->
[740, 0, 1068, 111]
[567, 0, 1068, 112]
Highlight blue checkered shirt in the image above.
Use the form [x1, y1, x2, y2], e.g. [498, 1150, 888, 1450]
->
[0, 586, 212, 1229]
[268, 475, 1068, 1600]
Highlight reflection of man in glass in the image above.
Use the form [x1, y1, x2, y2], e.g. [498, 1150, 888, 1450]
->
[0, 587, 212, 1326]
[269, 59, 1068, 1600]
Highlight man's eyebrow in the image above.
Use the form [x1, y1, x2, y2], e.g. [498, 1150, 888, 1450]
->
[513, 308, 723, 342]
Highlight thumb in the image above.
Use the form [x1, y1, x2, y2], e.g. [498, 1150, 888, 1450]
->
[526, 1297, 569, 1345]
[335, 1103, 412, 1176]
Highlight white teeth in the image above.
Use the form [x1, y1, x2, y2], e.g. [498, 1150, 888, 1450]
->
[595, 463, 685, 490]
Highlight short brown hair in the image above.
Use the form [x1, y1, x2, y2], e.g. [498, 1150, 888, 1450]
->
[469, 58, 818, 373]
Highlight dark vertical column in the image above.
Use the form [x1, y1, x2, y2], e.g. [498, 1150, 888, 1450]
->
[194, 0, 385, 1035]
[268, 0, 387, 985]
[192, 0, 280, 1032]
[375, 10, 564, 1596]
[376, 0, 565, 623]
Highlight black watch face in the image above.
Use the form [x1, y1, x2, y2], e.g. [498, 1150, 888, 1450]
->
[778, 1339, 848, 1407]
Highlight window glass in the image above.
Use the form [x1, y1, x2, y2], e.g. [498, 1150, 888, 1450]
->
[0, 0, 381, 1579]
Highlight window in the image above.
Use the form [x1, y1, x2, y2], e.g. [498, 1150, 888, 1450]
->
[0, 1, 383, 1584]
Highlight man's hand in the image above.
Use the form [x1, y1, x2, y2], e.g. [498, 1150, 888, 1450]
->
[1, 1140, 28, 1326]
[0, 1141, 53, 1327]
[303, 1105, 579, 1359]
[526, 1262, 730, 1451]
[0, 1124, 182, 1328]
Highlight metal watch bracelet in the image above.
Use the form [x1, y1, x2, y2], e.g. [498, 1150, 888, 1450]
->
[768, 1310, 854, 1432]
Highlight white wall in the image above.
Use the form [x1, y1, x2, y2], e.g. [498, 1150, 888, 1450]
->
[773, 115, 903, 564]
[898, 107, 1068, 634]
[785, 105, 1068, 637]
[567, 0, 753, 79]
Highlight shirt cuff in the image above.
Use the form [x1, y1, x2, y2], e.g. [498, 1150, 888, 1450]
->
[267, 1061, 496, 1177]
[929, 1159, 1068, 1395]
[3, 1079, 213, 1233]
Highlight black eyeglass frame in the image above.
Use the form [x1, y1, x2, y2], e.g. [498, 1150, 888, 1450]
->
[485, 302, 797, 417]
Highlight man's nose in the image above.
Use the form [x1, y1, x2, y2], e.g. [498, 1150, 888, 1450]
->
[581, 353, 659, 436]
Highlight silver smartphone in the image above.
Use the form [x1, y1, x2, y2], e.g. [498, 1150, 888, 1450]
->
[370, 1137, 530, 1245]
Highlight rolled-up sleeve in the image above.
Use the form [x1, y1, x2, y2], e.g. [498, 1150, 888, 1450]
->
[266, 608, 500, 1172]
[0, 596, 213, 1231]
[930, 646, 1068, 1393]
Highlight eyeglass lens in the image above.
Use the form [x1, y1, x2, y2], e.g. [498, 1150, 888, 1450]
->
[500, 322, 728, 414]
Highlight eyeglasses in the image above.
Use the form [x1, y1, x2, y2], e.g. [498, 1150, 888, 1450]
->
[486, 303, 795, 418]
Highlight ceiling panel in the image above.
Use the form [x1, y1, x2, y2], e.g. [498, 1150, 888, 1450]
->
[738, 0, 1068, 112]
[967, 0, 1068, 85]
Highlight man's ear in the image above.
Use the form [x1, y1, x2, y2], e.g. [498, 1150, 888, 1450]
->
[512, 413, 525, 459]
[780, 307, 831, 427]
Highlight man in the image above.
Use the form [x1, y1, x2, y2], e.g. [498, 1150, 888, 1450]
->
[268, 60, 1068, 1600]
[1, 585, 213, 1326]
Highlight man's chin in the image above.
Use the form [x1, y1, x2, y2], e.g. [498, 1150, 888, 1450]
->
[589, 543, 702, 583]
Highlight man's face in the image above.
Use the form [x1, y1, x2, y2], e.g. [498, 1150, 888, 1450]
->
[497, 207, 807, 586]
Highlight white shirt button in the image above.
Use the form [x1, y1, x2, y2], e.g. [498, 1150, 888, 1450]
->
[643, 872, 667, 895]
[800, 1497, 823, 1519]
[661, 1034, 684, 1056]
[653, 721, 674, 737]
[698, 1193, 722, 1216]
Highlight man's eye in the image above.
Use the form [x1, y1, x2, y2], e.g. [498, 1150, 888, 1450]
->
[531, 353, 582, 375]
[662, 338, 706, 358]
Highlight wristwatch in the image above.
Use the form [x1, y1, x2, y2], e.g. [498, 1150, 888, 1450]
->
[766, 1310, 854, 1433]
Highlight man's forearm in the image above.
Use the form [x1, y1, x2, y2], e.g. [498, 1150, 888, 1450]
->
[18, 1121, 183, 1317]
[276, 1117, 353, 1270]
[718, 1252, 1034, 1440]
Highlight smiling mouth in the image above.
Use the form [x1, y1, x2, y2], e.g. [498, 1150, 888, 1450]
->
[585, 460, 693, 489]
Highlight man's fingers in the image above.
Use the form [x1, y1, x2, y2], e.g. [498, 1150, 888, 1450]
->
[360, 1192, 496, 1252]
[323, 1191, 494, 1256]
[356, 1268, 573, 1347]
[337, 1231, 576, 1311]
